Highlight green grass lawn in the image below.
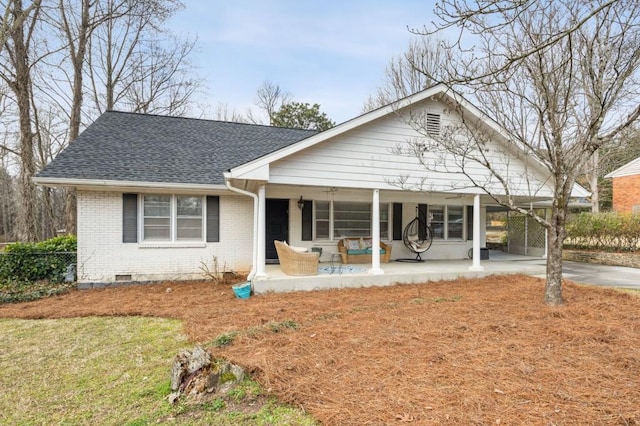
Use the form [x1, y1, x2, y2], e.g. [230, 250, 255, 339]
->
[0, 317, 317, 425]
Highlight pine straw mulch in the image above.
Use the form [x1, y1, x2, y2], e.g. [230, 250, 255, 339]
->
[1, 274, 639, 425]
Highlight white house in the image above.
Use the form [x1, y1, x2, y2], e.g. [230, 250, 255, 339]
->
[34, 84, 576, 288]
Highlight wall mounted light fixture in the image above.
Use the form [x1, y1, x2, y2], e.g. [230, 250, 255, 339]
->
[297, 196, 304, 210]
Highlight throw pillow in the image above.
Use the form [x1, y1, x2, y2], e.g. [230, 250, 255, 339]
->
[345, 239, 360, 250]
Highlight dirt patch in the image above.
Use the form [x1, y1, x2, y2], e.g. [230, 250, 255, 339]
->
[1, 275, 639, 425]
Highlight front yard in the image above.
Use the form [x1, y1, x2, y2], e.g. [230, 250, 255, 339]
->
[1, 275, 639, 425]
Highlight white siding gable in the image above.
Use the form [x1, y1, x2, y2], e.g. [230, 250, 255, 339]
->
[268, 99, 554, 198]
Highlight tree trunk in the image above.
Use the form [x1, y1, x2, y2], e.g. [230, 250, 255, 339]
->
[590, 151, 599, 213]
[64, 190, 76, 235]
[12, 0, 38, 242]
[544, 207, 565, 305]
[40, 186, 55, 239]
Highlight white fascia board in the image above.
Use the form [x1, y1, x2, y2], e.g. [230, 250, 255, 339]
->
[229, 163, 270, 180]
[227, 84, 449, 179]
[33, 176, 229, 193]
[604, 157, 640, 178]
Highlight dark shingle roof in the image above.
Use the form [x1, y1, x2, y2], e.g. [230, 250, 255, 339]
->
[37, 111, 317, 185]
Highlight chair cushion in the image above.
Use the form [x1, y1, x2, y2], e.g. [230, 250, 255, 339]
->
[289, 246, 308, 253]
[365, 248, 386, 254]
[347, 249, 368, 255]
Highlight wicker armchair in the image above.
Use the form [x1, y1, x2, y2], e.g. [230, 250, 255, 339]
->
[274, 240, 320, 276]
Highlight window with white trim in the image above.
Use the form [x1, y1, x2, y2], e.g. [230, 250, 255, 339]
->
[428, 204, 464, 240]
[142, 195, 203, 241]
[314, 201, 389, 240]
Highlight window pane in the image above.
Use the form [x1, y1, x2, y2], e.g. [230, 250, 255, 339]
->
[177, 196, 203, 240]
[334, 201, 371, 238]
[380, 203, 389, 240]
[315, 201, 329, 239]
[143, 217, 171, 240]
[143, 195, 170, 241]
[177, 196, 202, 216]
[429, 205, 444, 239]
[448, 206, 463, 239]
[143, 195, 170, 217]
[177, 218, 202, 240]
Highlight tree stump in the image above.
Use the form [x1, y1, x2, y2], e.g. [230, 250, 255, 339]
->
[168, 346, 245, 404]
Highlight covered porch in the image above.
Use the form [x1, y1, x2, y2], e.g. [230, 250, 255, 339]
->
[253, 250, 546, 294]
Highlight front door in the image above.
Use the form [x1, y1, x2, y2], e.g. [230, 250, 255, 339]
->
[266, 199, 289, 263]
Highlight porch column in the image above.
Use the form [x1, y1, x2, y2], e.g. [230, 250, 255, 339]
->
[469, 194, 484, 271]
[369, 189, 384, 275]
[256, 184, 267, 277]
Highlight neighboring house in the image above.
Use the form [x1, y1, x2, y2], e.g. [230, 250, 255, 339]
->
[605, 157, 640, 213]
[34, 84, 579, 286]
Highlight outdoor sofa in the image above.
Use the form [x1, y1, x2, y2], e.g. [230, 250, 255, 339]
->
[337, 237, 392, 264]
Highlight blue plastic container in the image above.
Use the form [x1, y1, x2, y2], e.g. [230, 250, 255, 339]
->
[232, 282, 252, 299]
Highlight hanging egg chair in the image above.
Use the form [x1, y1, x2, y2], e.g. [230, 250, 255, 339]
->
[397, 211, 433, 262]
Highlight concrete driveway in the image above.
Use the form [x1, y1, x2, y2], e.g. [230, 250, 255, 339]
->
[561, 260, 640, 289]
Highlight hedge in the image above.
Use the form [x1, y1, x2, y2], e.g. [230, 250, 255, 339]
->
[0, 235, 77, 282]
[565, 212, 640, 252]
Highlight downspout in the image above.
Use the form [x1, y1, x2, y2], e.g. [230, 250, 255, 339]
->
[225, 176, 259, 281]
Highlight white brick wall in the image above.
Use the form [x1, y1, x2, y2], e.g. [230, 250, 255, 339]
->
[77, 191, 254, 283]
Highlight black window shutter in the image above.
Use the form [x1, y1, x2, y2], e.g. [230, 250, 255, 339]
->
[301, 200, 313, 241]
[467, 205, 474, 240]
[206, 196, 220, 242]
[392, 203, 403, 240]
[122, 193, 138, 243]
[418, 204, 428, 241]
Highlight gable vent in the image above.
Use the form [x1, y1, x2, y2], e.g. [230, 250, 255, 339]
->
[426, 113, 440, 137]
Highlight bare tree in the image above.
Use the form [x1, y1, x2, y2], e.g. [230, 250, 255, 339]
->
[363, 36, 448, 112]
[87, 0, 183, 112]
[402, 1, 640, 305]
[0, 0, 42, 241]
[85, 0, 198, 116]
[120, 35, 199, 116]
[212, 101, 247, 122]
[246, 80, 292, 124]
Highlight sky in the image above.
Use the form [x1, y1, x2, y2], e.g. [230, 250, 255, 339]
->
[168, 0, 436, 124]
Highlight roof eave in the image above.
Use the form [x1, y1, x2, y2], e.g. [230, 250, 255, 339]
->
[33, 176, 229, 193]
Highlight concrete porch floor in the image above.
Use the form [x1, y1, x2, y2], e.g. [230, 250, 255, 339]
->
[253, 250, 547, 294]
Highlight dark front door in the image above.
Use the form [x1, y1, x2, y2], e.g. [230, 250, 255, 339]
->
[266, 199, 289, 263]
